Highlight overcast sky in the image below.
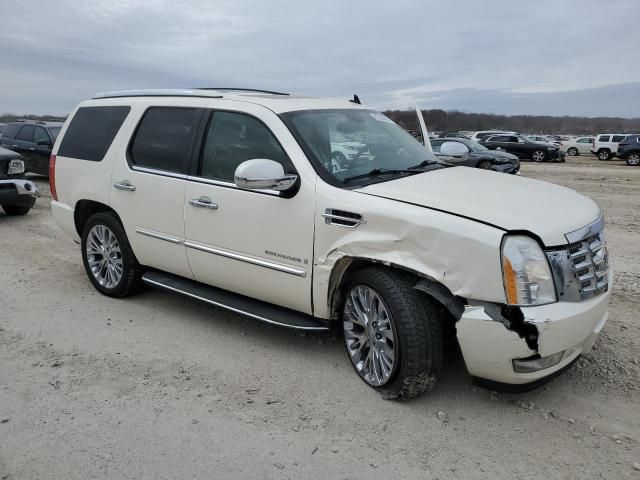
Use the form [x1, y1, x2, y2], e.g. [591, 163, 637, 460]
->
[1, 0, 638, 117]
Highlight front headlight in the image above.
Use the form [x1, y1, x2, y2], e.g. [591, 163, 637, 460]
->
[501, 235, 557, 306]
[8, 159, 25, 175]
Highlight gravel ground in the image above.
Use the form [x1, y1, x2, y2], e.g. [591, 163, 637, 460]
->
[1, 155, 639, 479]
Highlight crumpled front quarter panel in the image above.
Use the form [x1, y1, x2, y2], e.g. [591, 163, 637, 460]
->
[312, 181, 506, 318]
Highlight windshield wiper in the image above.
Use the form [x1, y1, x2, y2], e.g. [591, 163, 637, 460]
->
[408, 159, 440, 169]
[342, 168, 420, 184]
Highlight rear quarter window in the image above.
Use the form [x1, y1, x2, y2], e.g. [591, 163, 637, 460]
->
[598, 135, 610, 142]
[612, 135, 626, 142]
[3, 124, 20, 139]
[58, 106, 131, 161]
[129, 107, 201, 173]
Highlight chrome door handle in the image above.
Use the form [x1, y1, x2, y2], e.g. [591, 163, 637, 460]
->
[189, 197, 218, 210]
[114, 181, 136, 191]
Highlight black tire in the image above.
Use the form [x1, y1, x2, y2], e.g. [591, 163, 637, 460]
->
[597, 149, 611, 161]
[81, 211, 143, 297]
[567, 147, 578, 156]
[625, 153, 640, 166]
[531, 150, 546, 162]
[477, 160, 493, 170]
[1, 204, 31, 216]
[342, 267, 443, 400]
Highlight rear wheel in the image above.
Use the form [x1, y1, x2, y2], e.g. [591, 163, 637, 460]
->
[567, 147, 578, 156]
[627, 153, 640, 166]
[1, 204, 31, 216]
[597, 149, 611, 161]
[531, 150, 546, 162]
[81, 212, 142, 297]
[342, 267, 443, 400]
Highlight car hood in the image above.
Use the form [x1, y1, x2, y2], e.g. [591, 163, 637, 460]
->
[357, 167, 600, 246]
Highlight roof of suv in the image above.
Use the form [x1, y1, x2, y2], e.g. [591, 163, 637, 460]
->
[89, 88, 367, 114]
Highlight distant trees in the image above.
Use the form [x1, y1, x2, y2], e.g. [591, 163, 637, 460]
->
[384, 109, 640, 135]
[0, 113, 66, 123]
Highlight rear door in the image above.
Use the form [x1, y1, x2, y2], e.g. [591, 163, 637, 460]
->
[183, 106, 315, 314]
[576, 137, 593, 154]
[611, 135, 626, 153]
[110, 105, 203, 280]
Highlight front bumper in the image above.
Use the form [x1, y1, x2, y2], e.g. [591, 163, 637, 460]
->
[0, 178, 39, 206]
[492, 162, 520, 174]
[457, 275, 611, 385]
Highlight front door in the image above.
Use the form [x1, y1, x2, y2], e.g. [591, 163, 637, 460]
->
[110, 105, 203, 280]
[184, 109, 315, 314]
[32, 126, 53, 175]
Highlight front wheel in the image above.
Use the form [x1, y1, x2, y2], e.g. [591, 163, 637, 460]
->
[567, 147, 578, 156]
[81, 212, 143, 297]
[1, 204, 31, 216]
[531, 150, 546, 162]
[627, 153, 640, 166]
[477, 160, 493, 170]
[342, 267, 443, 400]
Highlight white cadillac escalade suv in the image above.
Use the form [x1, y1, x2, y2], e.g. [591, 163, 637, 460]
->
[50, 89, 611, 399]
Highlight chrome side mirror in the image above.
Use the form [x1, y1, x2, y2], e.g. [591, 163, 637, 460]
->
[439, 141, 469, 157]
[234, 159, 297, 191]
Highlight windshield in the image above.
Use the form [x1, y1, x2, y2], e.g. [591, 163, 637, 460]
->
[281, 109, 439, 186]
[49, 127, 62, 141]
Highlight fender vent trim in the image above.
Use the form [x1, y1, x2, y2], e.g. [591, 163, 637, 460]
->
[321, 209, 365, 228]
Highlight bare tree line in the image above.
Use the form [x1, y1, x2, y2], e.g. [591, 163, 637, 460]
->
[384, 109, 640, 135]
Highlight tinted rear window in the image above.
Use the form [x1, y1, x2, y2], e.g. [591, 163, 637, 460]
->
[612, 135, 626, 142]
[58, 106, 131, 161]
[598, 135, 610, 142]
[129, 107, 201, 173]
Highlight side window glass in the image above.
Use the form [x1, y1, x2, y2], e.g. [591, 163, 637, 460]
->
[3, 124, 20, 139]
[612, 135, 625, 142]
[200, 111, 292, 182]
[599, 135, 610, 142]
[130, 107, 200, 173]
[33, 127, 50, 144]
[17, 125, 35, 142]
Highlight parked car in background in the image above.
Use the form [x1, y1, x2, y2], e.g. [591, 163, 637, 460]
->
[50, 88, 610, 399]
[616, 134, 640, 166]
[430, 137, 520, 174]
[0, 123, 6, 138]
[480, 134, 565, 162]
[439, 132, 470, 139]
[561, 136, 595, 156]
[469, 130, 517, 143]
[590, 134, 627, 161]
[526, 135, 561, 147]
[0, 120, 63, 175]
[0, 147, 39, 215]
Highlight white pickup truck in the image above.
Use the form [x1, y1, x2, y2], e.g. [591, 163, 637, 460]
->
[49, 89, 611, 399]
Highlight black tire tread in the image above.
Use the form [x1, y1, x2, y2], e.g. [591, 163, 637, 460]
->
[345, 267, 443, 400]
[81, 211, 143, 298]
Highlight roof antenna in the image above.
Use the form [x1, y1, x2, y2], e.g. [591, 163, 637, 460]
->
[350, 94, 361, 104]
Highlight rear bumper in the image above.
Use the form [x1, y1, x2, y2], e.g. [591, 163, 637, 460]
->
[51, 200, 80, 241]
[457, 274, 612, 385]
[0, 178, 39, 206]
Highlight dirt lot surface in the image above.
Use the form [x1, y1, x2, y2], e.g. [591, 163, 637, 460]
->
[1, 156, 639, 479]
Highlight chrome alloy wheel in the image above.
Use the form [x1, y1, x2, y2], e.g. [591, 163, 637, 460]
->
[343, 285, 397, 386]
[628, 153, 640, 166]
[532, 150, 545, 162]
[86, 224, 123, 289]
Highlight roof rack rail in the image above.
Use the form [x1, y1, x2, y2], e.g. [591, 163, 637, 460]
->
[195, 87, 289, 96]
[92, 89, 224, 100]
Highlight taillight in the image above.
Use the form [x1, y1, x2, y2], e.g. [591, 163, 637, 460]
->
[49, 154, 57, 201]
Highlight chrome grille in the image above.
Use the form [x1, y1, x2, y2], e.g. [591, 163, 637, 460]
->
[546, 215, 609, 302]
[568, 231, 609, 299]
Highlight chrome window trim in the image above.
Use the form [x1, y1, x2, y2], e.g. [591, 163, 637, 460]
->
[184, 240, 307, 278]
[135, 227, 183, 244]
[131, 165, 188, 180]
[185, 175, 281, 196]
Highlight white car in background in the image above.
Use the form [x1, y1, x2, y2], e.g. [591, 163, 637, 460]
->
[561, 136, 595, 156]
[591, 134, 628, 160]
[469, 130, 517, 143]
[526, 135, 561, 147]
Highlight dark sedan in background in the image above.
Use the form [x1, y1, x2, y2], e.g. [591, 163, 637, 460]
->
[430, 137, 520, 174]
[479, 134, 565, 162]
